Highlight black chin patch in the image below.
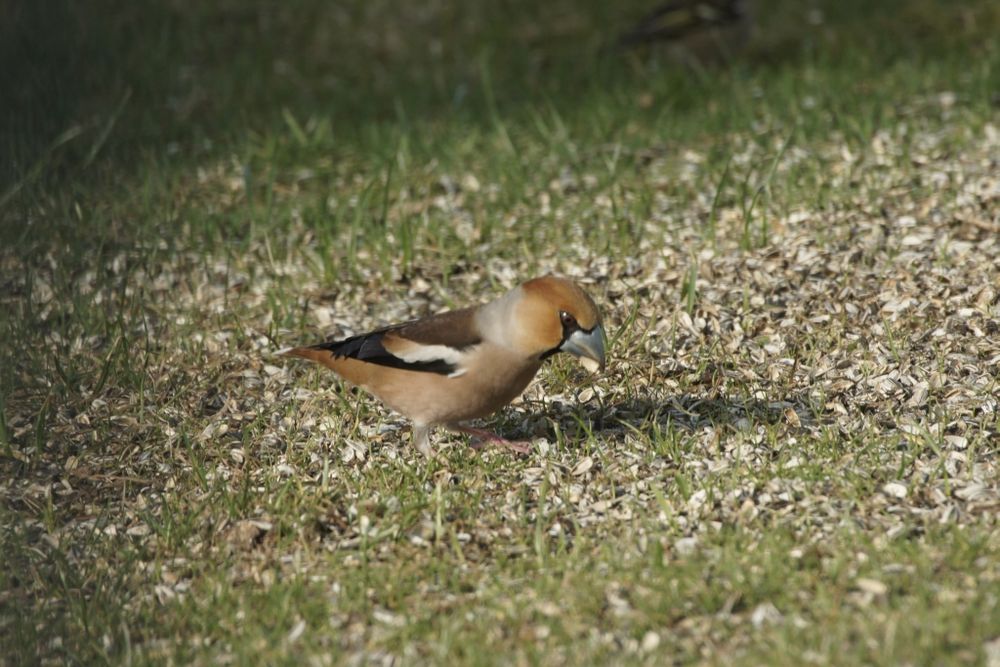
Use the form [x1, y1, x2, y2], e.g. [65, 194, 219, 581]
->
[539, 346, 561, 362]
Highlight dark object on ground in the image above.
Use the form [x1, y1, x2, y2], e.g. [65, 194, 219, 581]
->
[620, 0, 753, 60]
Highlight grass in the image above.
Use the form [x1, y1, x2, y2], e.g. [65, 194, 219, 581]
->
[2, 0, 1000, 664]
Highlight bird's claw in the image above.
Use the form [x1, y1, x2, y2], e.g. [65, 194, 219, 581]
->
[454, 425, 533, 455]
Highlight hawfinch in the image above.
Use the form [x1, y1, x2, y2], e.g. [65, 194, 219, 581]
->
[619, 0, 752, 60]
[282, 276, 606, 456]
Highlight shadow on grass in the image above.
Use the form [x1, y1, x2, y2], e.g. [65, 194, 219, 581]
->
[604, 394, 814, 431]
[532, 393, 819, 448]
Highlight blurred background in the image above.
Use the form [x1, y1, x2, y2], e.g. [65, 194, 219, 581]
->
[3, 0, 996, 200]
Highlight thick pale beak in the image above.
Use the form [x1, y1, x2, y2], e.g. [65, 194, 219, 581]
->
[561, 325, 606, 373]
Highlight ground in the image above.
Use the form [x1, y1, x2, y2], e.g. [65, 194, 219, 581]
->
[1, 0, 999, 664]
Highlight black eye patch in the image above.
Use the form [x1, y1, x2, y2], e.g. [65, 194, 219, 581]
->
[559, 310, 579, 332]
[539, 310, 584, 362]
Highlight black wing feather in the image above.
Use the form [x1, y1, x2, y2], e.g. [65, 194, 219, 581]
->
[310, 307, 482, 376]
[310, 330, 454, 375]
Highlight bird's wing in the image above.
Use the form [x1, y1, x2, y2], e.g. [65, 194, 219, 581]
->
[292, 306, 482, 376]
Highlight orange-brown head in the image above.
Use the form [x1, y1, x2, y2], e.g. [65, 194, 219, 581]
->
[503, 276, 606, 371]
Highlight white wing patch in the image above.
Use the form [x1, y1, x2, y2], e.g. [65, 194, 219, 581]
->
[394, 343, 472, 378]
[394, 343, 466, 365]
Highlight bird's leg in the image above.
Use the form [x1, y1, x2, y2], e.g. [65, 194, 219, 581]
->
[448, 424, 533, 454]
[412, 424, 436, 458]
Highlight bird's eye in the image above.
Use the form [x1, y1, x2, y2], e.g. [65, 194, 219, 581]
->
[559, 311, 577, 328]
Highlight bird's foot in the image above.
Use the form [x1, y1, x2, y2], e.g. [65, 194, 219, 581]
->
[451, 425, 533, 455]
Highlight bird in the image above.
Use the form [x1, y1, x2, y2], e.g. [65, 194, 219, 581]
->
[619, 0, 753, 62]
[281, 276, 606, 457]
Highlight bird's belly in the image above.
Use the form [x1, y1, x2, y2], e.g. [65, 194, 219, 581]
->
[369, 359, 542, 426]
